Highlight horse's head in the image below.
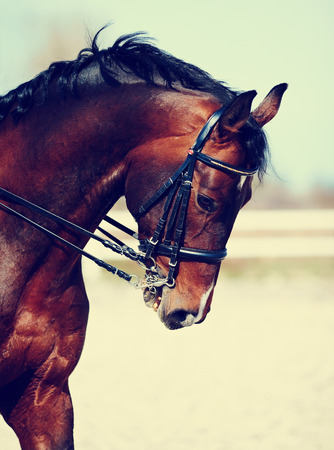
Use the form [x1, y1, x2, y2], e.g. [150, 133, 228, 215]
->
[125, 84, 287, 329]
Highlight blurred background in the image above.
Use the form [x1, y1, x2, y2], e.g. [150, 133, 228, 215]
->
[1, 1, 333, 449]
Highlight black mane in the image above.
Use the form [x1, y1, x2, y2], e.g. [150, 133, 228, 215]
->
[0, 28, 235, 123]
[0, 28, 269, 177]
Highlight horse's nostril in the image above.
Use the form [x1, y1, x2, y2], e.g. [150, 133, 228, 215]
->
[165, 309, 196, 330]
[172, 310, 188, 323]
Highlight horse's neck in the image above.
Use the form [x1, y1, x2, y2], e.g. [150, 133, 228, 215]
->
[1, 82, 210, 234]
[1, 85, 156, 228]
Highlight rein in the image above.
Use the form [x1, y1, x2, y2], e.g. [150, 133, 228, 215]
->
[0, 106, 257, 290]
[0, 187, 143, 286]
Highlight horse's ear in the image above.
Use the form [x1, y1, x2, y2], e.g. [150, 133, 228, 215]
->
[251, 83, 288, 127]
[218, 90, 257, 133]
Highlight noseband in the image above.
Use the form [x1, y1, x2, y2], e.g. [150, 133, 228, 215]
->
[0, 106, 257, 290]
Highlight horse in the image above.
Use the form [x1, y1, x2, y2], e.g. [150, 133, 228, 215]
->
[0, 27, 287, 449]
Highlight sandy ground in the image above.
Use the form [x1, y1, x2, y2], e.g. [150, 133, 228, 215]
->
[1, 258, 333, 450]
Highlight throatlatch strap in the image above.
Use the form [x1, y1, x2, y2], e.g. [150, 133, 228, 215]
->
[143, 178, 182, 260]
[134, 157, 190, 220]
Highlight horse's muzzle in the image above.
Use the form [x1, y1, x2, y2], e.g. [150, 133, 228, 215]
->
[163, 308, 198, 329]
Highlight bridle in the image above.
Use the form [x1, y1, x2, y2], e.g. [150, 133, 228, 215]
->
[0, 105, 257, 290]
[134, 105, 257, 287]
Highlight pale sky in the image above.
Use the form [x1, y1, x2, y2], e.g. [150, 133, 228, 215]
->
[1, 0, 333, 192]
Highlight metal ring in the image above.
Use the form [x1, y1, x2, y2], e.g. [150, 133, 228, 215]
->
[137, 254, 158, 272]
[165, 278, 176, 288]
[128, 274, 140, 287]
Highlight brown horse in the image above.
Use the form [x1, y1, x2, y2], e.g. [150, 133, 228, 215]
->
[0, 29, 287, 449]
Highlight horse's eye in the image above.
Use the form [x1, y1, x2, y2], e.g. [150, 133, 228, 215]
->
[197, 194, 219, 213]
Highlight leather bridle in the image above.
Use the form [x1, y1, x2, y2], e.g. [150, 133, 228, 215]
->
[0, 105, 257, 290]
[134, 105, 257, 286]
